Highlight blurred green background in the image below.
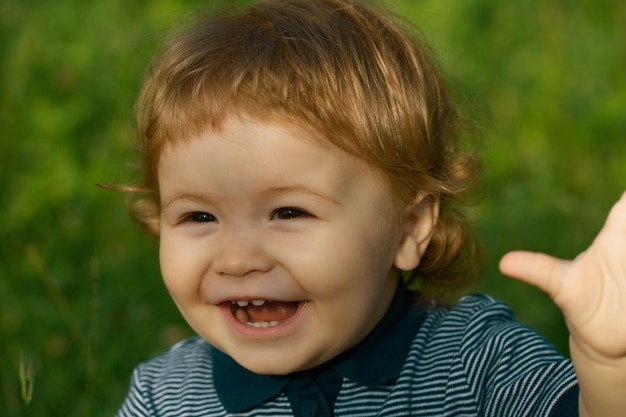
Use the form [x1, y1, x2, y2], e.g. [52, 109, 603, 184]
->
[1, 0, 624, 415]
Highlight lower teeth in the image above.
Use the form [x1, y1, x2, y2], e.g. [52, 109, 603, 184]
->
[246, 321, 280, 328]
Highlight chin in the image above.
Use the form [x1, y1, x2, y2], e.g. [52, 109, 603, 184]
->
[232, 350, 324, 376]
[238, 358, 306, 376]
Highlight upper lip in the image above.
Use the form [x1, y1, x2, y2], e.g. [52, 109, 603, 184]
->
[202, 278, 305, 306]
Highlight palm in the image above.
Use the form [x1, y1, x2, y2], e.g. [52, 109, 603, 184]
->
[499, 191, 626, 360]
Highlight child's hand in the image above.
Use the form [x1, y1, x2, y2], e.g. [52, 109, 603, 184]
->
[499, 191, 626, 360]
[499, 190, 626, 416]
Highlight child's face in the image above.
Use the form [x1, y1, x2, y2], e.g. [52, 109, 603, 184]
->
[158, 115, 417, 375]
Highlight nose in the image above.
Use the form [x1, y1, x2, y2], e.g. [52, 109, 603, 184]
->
[213, 228, 272, 277]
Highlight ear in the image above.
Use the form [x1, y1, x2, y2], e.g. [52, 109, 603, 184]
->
[393, 194, 439, 271]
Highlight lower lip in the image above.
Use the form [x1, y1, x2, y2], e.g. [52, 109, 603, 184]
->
[218, 301, 308, 339]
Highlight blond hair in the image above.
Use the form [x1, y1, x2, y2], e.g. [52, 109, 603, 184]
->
[130, 0, 483, 303]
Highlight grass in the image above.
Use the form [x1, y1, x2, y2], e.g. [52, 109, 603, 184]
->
[1, 0, 624, 415]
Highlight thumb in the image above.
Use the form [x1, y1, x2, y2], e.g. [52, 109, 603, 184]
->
[499, 250, 569, 301]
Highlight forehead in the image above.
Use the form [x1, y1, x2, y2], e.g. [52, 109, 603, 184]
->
[159, 115, 368, 179]
[159, 111, 317, 159]
[157, 115, 396, 202]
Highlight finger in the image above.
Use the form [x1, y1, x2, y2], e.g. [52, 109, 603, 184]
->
[603, 190, 626, 231]
[499, 250, 569, 300]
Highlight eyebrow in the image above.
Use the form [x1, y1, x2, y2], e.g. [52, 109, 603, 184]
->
[160, 186, 342, 209]
[262, 186, 341, 206]
[160, 192, 209, 209]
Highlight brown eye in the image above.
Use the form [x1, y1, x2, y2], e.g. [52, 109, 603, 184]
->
[185, 212, 216, 223]
[271, 207, 310, 220]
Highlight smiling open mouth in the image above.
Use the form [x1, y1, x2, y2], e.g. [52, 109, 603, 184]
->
[229, 300, 301, 328]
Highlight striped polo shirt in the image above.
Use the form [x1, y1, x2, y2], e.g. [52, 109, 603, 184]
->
[116, 291, 578, 416]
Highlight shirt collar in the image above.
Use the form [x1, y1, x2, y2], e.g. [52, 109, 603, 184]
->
[212, 283, 425, 412]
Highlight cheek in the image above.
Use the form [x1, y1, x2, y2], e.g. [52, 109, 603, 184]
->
[340, 213, 401, 272]
[158, 234, 199, 299]
[279, 224, 399, 296]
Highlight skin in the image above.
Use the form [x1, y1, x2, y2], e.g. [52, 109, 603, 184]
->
[157, 115, 436, 375]
[156, 112, 626, 414]
[500, 191, 626, 416]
